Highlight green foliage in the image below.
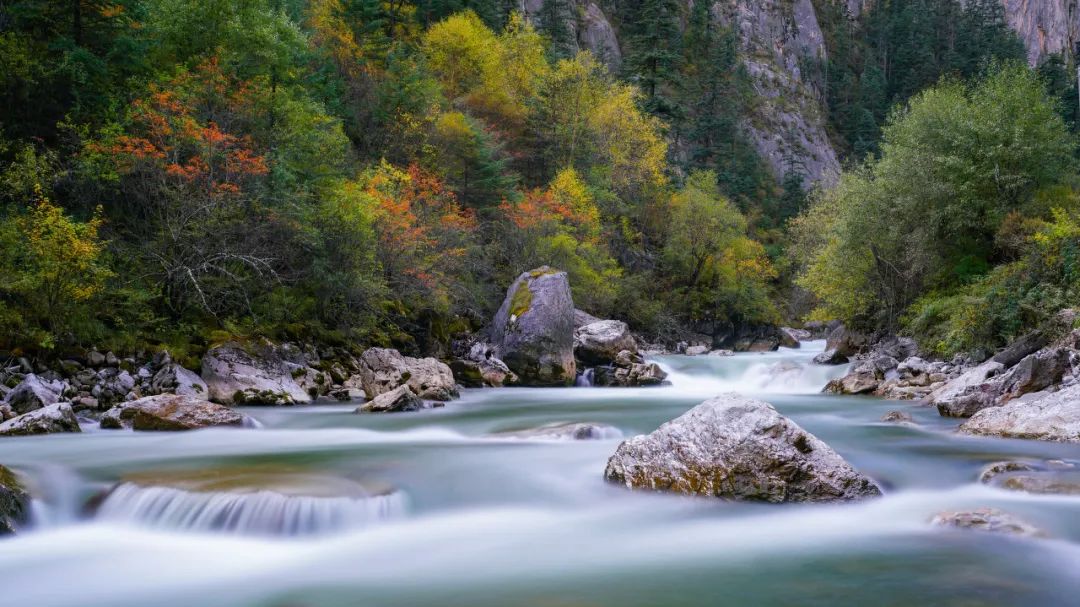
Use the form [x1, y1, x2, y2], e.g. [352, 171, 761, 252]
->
[907, 204, 1080, 358]
[816, 0, 1027, 159]
[796, 63, 1075, 335]
[660, 171, 777, 329]
[0, 197, 112, 351]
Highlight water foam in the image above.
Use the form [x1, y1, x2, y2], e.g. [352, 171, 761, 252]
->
[94, 482, 406, 536]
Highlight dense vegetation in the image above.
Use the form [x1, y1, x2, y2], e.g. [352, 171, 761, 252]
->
[1, 0, 1078, 363]
[0, 0, 779, 359]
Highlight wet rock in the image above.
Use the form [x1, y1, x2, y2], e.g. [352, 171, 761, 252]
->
[0, 465, 29, 534]
[1000, 474, 1080, 496]
[100, 394, 254, 431]
[930, 360, 1006, 413]
[591, 359, 668, 387]
[357, 348, 458, 400]
[574, 320, 637, 365]
[959, 383, 1080, 442]
[491, 267, 576, 386]
[881, 410, 914, 424]
[979, 461, 1036, 484]
[684, 345, 710, 356]
[356, 385, 426, 413]
[450, 342, 517, 388]
[201, 340, 313, 405]
[824, 360, 879, 394]
[3, 373, 65, 414]
[493, 422, 621, 441]
[813, 348, 848, 365]
[151, 363, 208, 397]
[604, 393, 881, 502]
[572, 308, 602, 329]
[996, 348, 1072, 402]
[992, 331, 1048, 369]
[0, 403, 81, 436]
[930, 508, 1044, 537]
[778, 327, 802, 348]
[825, 324, 869, 358]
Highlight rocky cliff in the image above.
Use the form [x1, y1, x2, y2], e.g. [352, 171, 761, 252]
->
[711, 0, 840, 187]
[1002, 0, 1080, 65]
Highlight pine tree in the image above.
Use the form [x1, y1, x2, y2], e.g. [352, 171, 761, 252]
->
[539, 0, 576, 60]
[623, 0, 683, 120]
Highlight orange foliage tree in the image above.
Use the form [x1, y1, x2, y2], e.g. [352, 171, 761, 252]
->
[362, 161, 479, 310]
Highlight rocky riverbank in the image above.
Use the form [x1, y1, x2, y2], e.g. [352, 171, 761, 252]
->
[818, 315, 1080, 443]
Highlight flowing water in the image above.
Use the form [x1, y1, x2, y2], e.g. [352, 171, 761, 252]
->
[2, 341, 1079, 606]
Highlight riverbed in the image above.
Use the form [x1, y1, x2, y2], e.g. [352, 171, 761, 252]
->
[1, 341, 1078, 606]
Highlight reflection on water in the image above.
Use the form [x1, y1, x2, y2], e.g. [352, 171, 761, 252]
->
[0, 340, 1078, 607]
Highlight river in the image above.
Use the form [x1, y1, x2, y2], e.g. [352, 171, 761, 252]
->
[1, 341, 1078, 606]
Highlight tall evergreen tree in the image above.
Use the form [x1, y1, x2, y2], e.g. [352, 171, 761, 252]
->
[622, 0, 683, 120]
[538, 0, 576, 60]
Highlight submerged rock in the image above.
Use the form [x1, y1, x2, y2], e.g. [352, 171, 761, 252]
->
[3, 373, 65, 414]
[978, 459, 1080, 495]
[357, 348, 458, 400]
[491, 267, 576, 386]
[978, 461, 1036, 484]
[930, 508, 1044, 537]
[574, 320, 637, 365]
[100, 394, 254, 431]
[0, 403, 81, 436]
[201, 340, 313, 405]
[959, 383, 1080, 442]
[0, 465, 29, 534]
[92, 470, 404, 536]
[493, 422, 621, 441]
[356, 385, 426, 413]
[604, 393, 881, 502]
[881, 410, 915, 424]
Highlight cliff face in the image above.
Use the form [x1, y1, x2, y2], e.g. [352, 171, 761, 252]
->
[518, 1, 622, 69]
[520, 0, 839, 188]
[712, 0, 840, 187]
[1002, 0, 1080, 66]
[841, 0, 1080, 67]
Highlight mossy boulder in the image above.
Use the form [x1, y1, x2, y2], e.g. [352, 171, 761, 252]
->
[0, 465, 29, 534]
[491, 267, 576, 386]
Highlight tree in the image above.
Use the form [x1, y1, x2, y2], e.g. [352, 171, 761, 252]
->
[795, 63, 1075, 331]
[661, 170, 776, 331]
[0, 195, 112, 350]
[538, 0, 575, 60]
[622, 0, 683, 120]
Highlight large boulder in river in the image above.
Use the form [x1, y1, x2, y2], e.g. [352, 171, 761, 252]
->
[0, 465, 29, 534]
[491, 267, 576, 386]
[357, 348, 458, 400]
[100, 394, 254, 431]
[604, 393, 881, 502]
[574, 320, 637, 365]
[0, 403, 81, 436]
[3, 373, 65, 414]
[201, 340, 313, 405]
[959, 383, 1080, 442]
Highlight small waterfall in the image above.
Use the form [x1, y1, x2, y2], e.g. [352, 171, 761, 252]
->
[575, 368, 595, 387]
[94, 482, 406, 537]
